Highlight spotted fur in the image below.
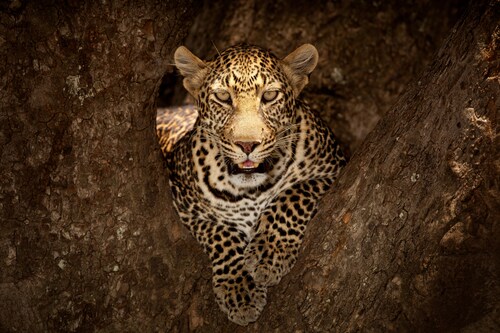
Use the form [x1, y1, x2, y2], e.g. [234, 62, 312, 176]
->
[158, 44, 346, 325]
[156, 105, 197, 155]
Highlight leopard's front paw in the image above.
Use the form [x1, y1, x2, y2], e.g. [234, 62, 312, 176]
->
[244, 234, 296, 287]
[213, 273, 267, 326]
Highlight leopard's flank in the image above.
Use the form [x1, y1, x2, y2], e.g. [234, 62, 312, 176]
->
[157, 44, 346, 325]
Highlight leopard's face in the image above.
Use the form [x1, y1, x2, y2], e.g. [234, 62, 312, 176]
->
[200, 46, 297, 187]
[175, 44, 318, 188]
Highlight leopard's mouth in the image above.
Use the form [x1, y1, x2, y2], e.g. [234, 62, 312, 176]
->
[227, 159, 273, 175]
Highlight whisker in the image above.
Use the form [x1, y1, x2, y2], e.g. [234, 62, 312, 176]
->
[212, 40, 221, 57]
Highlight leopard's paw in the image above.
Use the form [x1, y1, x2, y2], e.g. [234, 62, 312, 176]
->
[213, 273, 267, 326]
[244, 235, 294, 287]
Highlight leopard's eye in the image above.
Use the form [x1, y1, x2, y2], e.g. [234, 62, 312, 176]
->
[214, 91, 231, 103]
[262, 90, 278, 103]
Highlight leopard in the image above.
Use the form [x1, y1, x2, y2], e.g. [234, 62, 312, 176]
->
[157, 43, 346, 326]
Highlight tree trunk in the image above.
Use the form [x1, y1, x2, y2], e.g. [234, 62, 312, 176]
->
[260, 2, 500, 331]
[1, 1, 498, 333]
[0, 1, 205, 332]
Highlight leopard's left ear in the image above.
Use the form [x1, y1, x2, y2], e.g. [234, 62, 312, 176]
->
[282, 44, 318, 96]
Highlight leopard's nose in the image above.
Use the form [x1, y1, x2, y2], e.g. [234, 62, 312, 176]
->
[235, 141, 260, 154]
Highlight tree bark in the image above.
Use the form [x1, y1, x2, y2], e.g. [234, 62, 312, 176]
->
[0, 1, 206, 332]
[260, 2, 499, 331]
[1, 1, 498, 333]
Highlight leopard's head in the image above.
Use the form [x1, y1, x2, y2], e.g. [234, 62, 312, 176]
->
[174, 44, 318, 188]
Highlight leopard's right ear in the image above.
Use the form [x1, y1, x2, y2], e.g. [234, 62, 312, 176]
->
[174, 46, 208, 97]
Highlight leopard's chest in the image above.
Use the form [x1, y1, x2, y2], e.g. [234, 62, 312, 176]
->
[196, 164, 303, 240]
[199, 183, 280, 238]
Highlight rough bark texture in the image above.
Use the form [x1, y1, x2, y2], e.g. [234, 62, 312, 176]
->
[1, 0, 498, 332]
[0, 1, 205, 332]
[261, 2, 499, 332]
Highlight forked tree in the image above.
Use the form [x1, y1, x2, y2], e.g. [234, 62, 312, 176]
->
[0, 0, 498, 332]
